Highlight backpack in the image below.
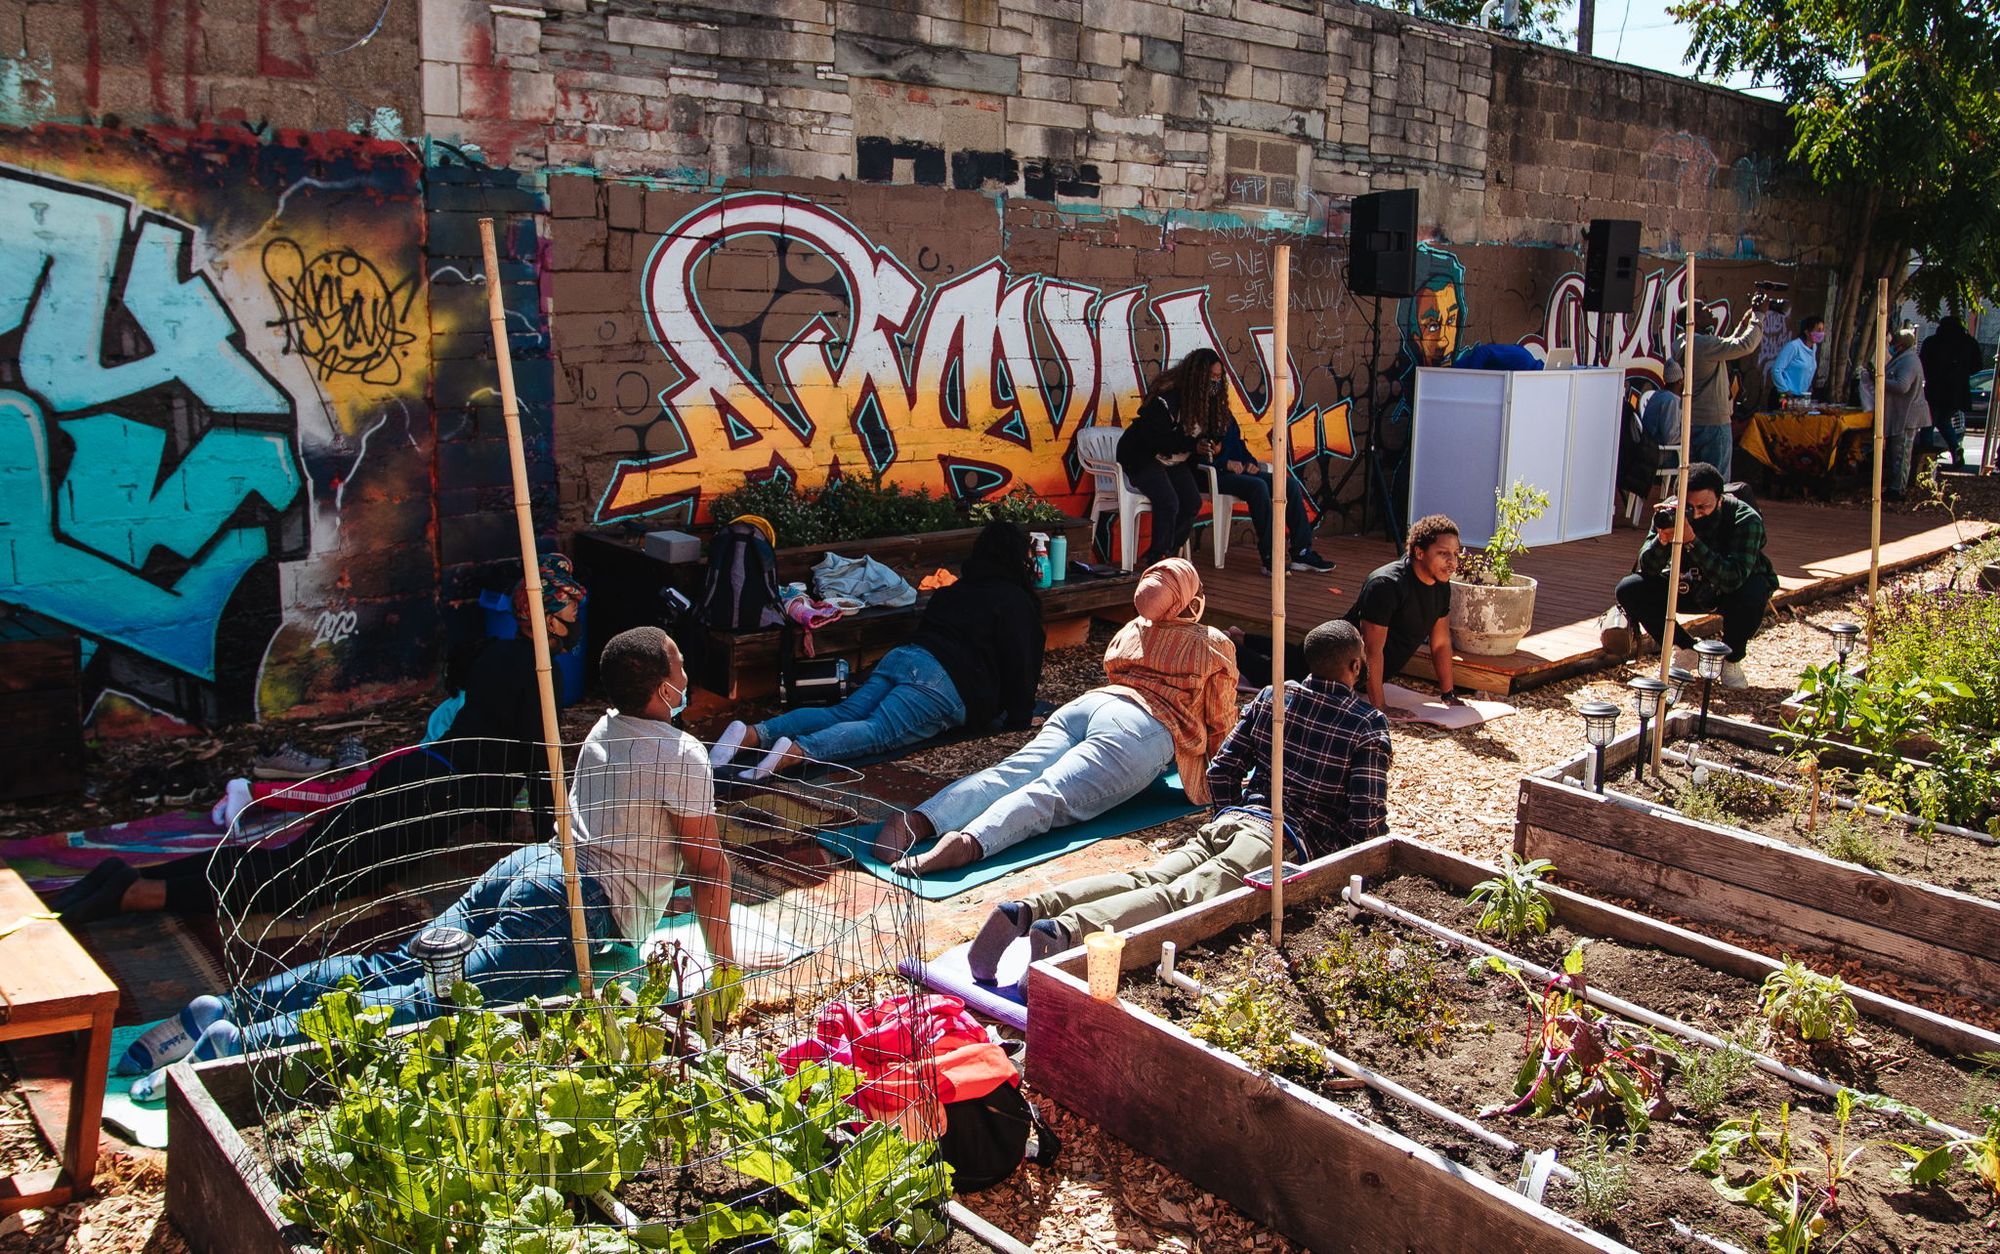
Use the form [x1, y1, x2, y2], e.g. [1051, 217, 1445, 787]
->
[697, 522, 783, 631]
[937, 1066, 1060, 1193]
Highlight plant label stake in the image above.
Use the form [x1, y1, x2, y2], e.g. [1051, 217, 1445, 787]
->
[1269, 243, 1291, 947]
[479, 217, 594, 999]
[1654, 255, 1697, 773]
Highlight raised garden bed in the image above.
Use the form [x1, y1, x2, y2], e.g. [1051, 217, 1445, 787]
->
[1517, 710, 2000, 1005]
[166, 994, 1020, 1254]
[1026, 836, 2000, 1253]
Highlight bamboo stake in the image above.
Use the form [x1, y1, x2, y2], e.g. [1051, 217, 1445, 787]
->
[1268, 243, 1291, 947]
[479, 217, 595, 999]
[1652, 257, 1697, 771]
[1867, 278, 1887, 650]
[1983, 338, 1999, 477]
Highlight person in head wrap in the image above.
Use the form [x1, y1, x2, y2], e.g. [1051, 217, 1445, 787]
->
[710, 521, 1045, 779]
[55, 554, 586, 926]
[880, 557, 1239, 876]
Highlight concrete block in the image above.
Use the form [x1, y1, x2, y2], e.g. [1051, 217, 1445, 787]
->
[608, 15, 720, 56]
[834, 33, 1021, 95]
[422, 61, 460, 117]
[1008, 95, 1089, 130]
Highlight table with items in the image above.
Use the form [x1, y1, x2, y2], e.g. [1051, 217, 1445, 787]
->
[1739, 405, 1875, 481]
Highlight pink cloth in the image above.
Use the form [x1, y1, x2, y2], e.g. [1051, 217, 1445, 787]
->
[778, 993, 1016, 1126]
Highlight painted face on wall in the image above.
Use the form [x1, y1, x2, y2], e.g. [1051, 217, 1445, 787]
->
[1414, 285, 1461, 366]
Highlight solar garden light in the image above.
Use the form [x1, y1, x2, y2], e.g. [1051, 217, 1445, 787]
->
[1828, 621, 1861, 668]
[410, 925, 478, 1000]
[1580, 701, 1620, 793]
[1627, 675, 1668, 782]
[1664, 666, 1697, 708]
[1693, 639, 1731, 740]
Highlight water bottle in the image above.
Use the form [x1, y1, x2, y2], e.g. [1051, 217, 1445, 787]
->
[1030, 532, 1053, 588]
[1049, 534, 1069, 583]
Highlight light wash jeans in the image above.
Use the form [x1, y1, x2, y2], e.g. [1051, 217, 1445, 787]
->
[232, 843, 613, 1052]
[1690, 423, 1734, 482]
[916, 690, 1173, 857]
[756, 644, 966, 762]
[1885, 428, 1917, 496]
[1027, 809, 1272, 938]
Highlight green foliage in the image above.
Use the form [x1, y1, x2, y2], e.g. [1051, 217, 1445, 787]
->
[1457, 479, 1550, 587]
[1760, 958, 1859, 1046]
[1467, 854, 1556, 941]
[1671, 1023, 1764, 1121]
[1808, 809, 1891, 873]
[1564, 1133, 1634, 1228]
[1187, 947, 1326, 1079]
[1870, 584, 2000, 735]
[1673, 770, 1786, 828]
[1889, 1098, 2000, 1201]
[1295, 928, 1462, 1051]
[1690, 1093, 1873, 1254]
[967, 485, 1070, 527]
[1480, 946, 1676, 1135]
[707, 477, 963, 548]
[275, 969, 950, 1254]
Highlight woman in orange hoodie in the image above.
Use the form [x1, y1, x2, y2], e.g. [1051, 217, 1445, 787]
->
[880, 557, 1239, 876]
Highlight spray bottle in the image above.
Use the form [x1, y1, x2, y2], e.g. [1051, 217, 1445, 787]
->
[1030, 532, 1053, 588]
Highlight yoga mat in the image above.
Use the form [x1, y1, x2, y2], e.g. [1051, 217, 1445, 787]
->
[104, 1022, 171, 1149]
[900, 940, 1028, 1031]
[7, 808, 306, 894]
[1383, 682, 1517, 730]
[815, 773, 1199, 900]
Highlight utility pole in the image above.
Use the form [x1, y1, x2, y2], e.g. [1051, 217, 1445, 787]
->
[1578, 0, 1595, 55]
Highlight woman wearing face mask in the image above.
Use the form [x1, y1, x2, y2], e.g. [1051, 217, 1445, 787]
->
[1117, 350, 1217, 566]
[1769, 316, 1826, 402]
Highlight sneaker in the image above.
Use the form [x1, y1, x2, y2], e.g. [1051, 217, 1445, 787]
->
[162, 767, 202, 808]
[252, 742, 333, 781]
[1720, 661, 1749, 689]
[1289, 550, 1336, 573]
[333, 735, 369, 770]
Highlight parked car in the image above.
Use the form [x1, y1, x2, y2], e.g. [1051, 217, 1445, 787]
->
[1971, 367, 1992, 430]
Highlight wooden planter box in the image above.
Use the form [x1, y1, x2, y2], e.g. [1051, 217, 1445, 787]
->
[1516, 711, 2000, 1004]
[1025, 835, 2000, 1254]
[166, 1048, 1026, 1254]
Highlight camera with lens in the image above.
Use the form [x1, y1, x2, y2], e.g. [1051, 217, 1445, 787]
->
[1651, 506, 1678, 533]
[1749, 280, 1790, 315]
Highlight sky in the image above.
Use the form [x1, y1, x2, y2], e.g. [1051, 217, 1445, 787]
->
[1579, 0, 1775, 97]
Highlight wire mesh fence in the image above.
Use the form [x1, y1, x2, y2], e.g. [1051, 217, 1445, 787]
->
[205, 735, 956, 1252]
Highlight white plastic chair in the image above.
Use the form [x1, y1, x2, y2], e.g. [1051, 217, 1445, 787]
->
[1073, 425, 1151, 571]
[1203, 463, 1263, 568]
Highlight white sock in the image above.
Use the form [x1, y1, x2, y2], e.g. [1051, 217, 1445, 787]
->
[709, 721, 749, 769]
[129, 1020, 241, 1103]
[211, 778, 252, 829]
[119, 995, 229, 1075]
[738, 736, 795, 781]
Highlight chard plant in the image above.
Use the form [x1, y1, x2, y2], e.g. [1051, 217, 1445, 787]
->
[1889, 1098, 2000, 1201]
[1690, 1092, 1873, 1254]
[1467, 854, 1556, 941]
[1760, 958, 1859, 1047]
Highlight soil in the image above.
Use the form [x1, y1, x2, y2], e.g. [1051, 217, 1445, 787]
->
[1125, 873, 2000, 1254]
[615, 1160, 983, 1252]
[1614, 741, 2000, 903]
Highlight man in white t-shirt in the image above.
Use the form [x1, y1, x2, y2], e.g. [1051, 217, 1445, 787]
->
[126, 628, 737, 1069]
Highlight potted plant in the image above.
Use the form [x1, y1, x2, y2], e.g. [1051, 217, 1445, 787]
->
[1449, 479, 1550, 656]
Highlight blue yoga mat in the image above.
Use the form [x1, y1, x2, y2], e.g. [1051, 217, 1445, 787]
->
[815, 773, 1198, 900]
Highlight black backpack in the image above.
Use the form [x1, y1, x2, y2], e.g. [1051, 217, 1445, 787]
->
[937, 1076, 1059, 1193]
[697, 522, 783, 632]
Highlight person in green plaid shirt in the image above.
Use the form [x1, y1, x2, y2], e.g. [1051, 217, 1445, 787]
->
[1615, 461, 1778, 690]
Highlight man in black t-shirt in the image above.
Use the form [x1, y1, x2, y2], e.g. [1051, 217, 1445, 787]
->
[1341, 514, 1461, 710]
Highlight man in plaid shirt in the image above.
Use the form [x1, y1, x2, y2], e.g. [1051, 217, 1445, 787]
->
[966, 620, 1390, 984]
[1614, 461, 1778, 690]
[1207, 619, 1391, 858]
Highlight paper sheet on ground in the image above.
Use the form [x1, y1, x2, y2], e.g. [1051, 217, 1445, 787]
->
[594, 902, 811, 998]
[104, 1023, 171, 1149]
[1383, 682, 1516, 729]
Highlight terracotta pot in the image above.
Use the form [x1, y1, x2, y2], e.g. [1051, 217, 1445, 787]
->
[1449, 574, 1538, 656]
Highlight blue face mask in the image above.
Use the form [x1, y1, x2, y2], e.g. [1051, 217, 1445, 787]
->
[667, 681, 689, 719]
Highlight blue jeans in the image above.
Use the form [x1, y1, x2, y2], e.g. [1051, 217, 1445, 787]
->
[1690, 423, 1734, 482]
[756, 644, 967, 761]
[916, 690, 1173, 857]
[232, 843, 613, 1052]
[1210, 467, 1314, 562]
[1885, 428, 1916, 496]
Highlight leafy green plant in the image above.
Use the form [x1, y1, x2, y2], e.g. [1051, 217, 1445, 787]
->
[1889, 1097, 2000, 1201]
[708, 477, 964, 548]
[967, 485, 1070, 527]
[1295, 927, 1461, 1051]
[1479, 945, 1675, 1135]
[1690, 1093, 1873, 1254]
[1778, 661, 1863, 831]
[1673, 768, 1786, 829]
[1760, 958, 1859, 1047]
[1870, 584, 2000, 735]
[1564, 1133, 1634, 1228]
[1809, 809, 1891, 873]
[1456, 479, 1550, 587]
[1187, 947, 1326, 1079]
[1671, 1023, 1763, 1121]
[1467, 854, 1556, 941]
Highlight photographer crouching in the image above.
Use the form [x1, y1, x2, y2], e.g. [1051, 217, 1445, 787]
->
[1613, 462, 1778, 690]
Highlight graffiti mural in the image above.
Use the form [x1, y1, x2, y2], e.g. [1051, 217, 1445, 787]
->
[0, 128, 435, 726]
[588, 192, 1352, 525]
[1524, 262, 1692, 382]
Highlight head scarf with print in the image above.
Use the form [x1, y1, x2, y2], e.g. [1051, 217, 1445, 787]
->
[513, 553, 588, 654]
[1096, 557, 1237, 803]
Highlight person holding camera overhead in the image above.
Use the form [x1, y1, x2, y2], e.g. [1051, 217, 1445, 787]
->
[1671, 298, 1764, 482]
[1613, 462, 1778, 690]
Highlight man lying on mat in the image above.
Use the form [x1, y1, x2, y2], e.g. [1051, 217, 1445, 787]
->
[121, 628, 747, 1084]
[877, 557, 1239, 877]
[966, 619, 1389, 981]
[708, 521, 1045, 780]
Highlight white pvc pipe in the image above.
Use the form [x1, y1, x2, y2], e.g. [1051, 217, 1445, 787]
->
[1339, 878, 1972, 1142]
[1671, 1219, 1753, 1254]
[1657, 748, 1998, 846]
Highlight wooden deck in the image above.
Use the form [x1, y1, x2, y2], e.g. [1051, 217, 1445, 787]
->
[1190, 502, 1982, 694]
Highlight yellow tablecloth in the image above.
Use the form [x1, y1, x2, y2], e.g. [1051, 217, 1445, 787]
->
[1740, 408, 1875, 476]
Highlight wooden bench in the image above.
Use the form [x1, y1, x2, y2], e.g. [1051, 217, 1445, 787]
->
[0, 869, 119, 1213]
